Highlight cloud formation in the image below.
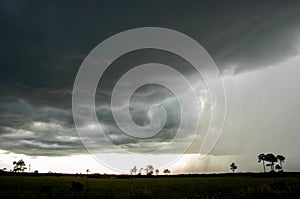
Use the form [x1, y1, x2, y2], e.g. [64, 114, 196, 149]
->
[1, 0, 300, 159]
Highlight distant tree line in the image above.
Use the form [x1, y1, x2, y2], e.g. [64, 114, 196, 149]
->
[130, 165, 171, 175]
[4, 154, 286, 175]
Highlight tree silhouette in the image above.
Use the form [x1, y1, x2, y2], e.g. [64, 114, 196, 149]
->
[276, 155, 285, 172]
[230, 162, 237, 172]
[138, 167, 143, 175]
[13, 159, 27, 172]
[163, 169, 171, 175]
[130, 166, 137, 175]
[86, 169, 90, 175]
[145, 165, 154, 175]
[155, 169, 159, 175]
[258, 153, 266, 173]
[265, 153, 278, 172]
[275, 164, 282, 171]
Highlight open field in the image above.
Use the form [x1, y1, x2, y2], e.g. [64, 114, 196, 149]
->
[0, 173, 300, 198]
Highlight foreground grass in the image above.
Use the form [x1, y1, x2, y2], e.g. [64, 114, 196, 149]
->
[0, 175, 300, 198]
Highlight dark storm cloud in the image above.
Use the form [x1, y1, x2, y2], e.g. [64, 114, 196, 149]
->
[96, 84, 182, 148]
[0, 97, 82, 156]
[1, 0, 300, 156]
[1, 0, 300, 89]
[2, 0, 300, 88]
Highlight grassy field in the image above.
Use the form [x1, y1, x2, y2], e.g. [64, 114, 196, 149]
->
[0, 174, 300, 198]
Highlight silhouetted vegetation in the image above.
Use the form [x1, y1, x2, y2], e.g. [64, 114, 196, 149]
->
[13, 159, 26, 172]
[258, 153, 286, 173]
[277, 155, 286, 171]
[276, 164, 282, 171]
[163, 169, 171, 175]
[230, 162, 237, 172]
[265, 153, 278, 172]
[130, 166, 137, 175]
[145, 165, 154, 175]
[130, 165, 161, 176]
[258, 153, 266, 173]
[0, 153, 293, 198]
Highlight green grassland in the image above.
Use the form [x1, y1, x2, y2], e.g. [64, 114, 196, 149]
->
[0, 174, 300, 198]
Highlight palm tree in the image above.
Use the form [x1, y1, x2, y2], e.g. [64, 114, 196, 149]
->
[258, 153, 266, 173]
[265, 153, 278, 172]
[230, 162, 237, 172]
[275, 164, 282, 171]
[276, 155, 286, 172]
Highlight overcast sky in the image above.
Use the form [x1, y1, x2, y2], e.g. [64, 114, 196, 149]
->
[1, 0, 300, 173]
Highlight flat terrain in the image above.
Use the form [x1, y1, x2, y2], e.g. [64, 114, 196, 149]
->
[0, 173, 300, 198]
